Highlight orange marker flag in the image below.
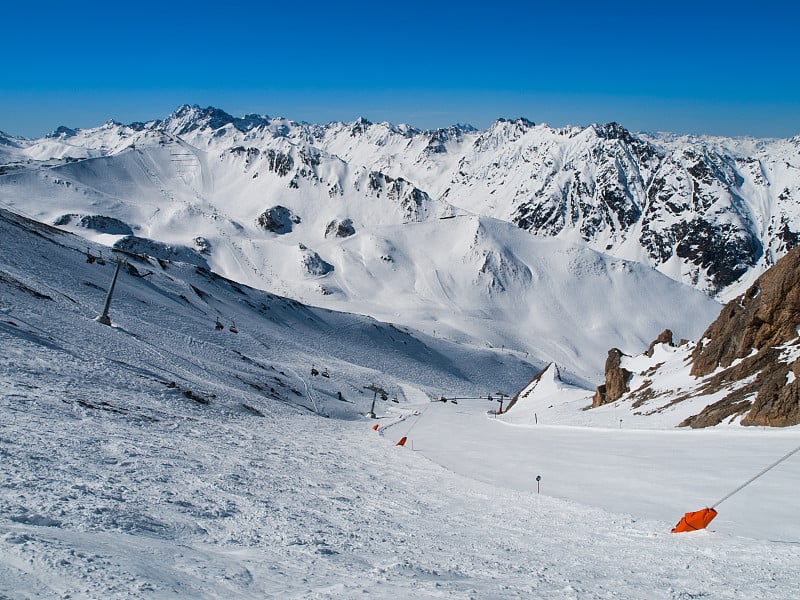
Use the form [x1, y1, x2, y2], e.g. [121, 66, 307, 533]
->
[672, 507, 718, 533]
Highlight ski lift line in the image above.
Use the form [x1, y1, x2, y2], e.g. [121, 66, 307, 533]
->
[711, 441, 800, 509]
[6, 303, 197, 395]
[400, 406, 430, 437]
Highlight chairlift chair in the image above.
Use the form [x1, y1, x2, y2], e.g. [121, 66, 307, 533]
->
[215, 318, 224, 331]
[229, 319, 239, 334]
[321, 368, 330, 378]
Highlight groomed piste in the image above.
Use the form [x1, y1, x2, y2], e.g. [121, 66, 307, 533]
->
[1, 205, 799, 598]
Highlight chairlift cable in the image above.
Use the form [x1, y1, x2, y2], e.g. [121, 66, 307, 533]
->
[711, 441, 800, 509]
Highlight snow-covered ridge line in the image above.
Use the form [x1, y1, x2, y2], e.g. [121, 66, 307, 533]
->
[4, 103, 799, 301]
[0, 105, 733, 380]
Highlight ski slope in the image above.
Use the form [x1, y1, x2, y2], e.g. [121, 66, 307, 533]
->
[2, 207, 800, 598]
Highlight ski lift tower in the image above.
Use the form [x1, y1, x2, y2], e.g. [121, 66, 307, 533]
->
[96, 255, 125, 326]
[495, 392, 509, 414]
[365, 384, 388, 419]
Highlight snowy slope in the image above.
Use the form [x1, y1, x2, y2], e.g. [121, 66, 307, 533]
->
[0, 207, 534, 418]
[2, 207, 800, 598]
[0, 106, 730, 381]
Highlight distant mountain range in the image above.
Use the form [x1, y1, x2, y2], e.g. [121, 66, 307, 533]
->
[5, 104, 798, 378]
[3, 105, 798, 299]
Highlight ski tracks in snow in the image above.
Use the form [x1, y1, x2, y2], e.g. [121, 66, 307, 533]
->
[3, 394, 799, 599]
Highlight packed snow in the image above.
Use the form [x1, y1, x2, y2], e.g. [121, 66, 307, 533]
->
[2, 202, 800, 598]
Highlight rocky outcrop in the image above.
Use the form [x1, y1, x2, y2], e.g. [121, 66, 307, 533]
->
[325, 218, 355, 239]
[592, 348, 631, 407]
[256, 206, 300, 234]
[54, 214, 134, 235]
[365, 171, 432, 222]
[300, 247, 334, 276]
[645, 329, 674, 357]
[681, 246, 800, 427]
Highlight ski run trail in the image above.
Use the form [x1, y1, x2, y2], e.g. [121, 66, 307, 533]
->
[2, 395, 799, 599]
[1, 207, 799, 599]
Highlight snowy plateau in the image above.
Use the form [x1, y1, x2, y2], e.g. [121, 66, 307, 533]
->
[1, 106, 800, 598]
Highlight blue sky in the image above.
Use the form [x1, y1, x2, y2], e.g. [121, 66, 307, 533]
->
[2, 0, 798, 138]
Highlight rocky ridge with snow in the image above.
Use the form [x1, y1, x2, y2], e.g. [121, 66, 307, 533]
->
[583, 247, 800, 427]
[1, 105, 799, 300]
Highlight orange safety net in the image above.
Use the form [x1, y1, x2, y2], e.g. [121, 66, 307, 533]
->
[371, 423, 379, 431]
[395, 436, 407, 447]
[671, 507, 718, 533]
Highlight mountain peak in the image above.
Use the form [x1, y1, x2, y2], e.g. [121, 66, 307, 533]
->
[592, 121, 634, 141]
[349, 117, 373, 136]
[46, 125, 78, 139]
[494, 117, 535, 128]
[163, 105, 269, 136]
[0, 131, 24, 146]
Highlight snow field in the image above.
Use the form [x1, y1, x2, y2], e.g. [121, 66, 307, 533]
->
[3, 391, 800, 599]
[1, 207, 799, 598]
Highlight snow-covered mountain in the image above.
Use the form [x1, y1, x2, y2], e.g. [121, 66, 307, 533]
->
[4, 104, 798, 302]
[0, 105, 745, 380]
[0, 203, 541, 427]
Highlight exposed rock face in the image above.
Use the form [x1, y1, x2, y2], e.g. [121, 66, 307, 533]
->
[256, 206, 299, 234]
[682, 246, 800, 427]
[54, 214, 134, 235]
[325, 218, 355, 239]
[365, 171, 432, 222]
[300, 248, 334, 276]
[592, 348, 631, 407]
[645, 329, 674, 357]
[265, 149, 293, 177]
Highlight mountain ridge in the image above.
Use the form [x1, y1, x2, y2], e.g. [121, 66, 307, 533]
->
[6, 104, 798, 301]
[6, 104, 798, 378]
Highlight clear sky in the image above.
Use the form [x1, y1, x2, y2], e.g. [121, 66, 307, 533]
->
[2, 0, 798, 138]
